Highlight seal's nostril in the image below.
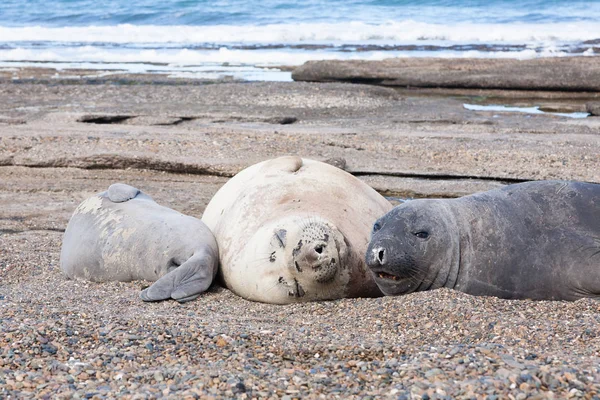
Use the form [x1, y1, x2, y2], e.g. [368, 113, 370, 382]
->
[377, 249, 386, 265]
[315, 245, 324, 254]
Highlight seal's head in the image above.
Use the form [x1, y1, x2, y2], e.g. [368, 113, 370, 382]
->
[365, 200, 457, 296]
[234, 215, 351, 304]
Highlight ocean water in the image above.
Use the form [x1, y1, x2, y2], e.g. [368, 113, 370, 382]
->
[463, 104, 590, 118]
[1, 0, 599, 81]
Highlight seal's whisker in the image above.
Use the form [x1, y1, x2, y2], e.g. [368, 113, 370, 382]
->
[248, 260, 274, 268]
[299, 215, 320, 231]
[405, 268, 437, 287]
[406, 265, 433, 278]
[406, 272, 439, 290]
[247, 256, 275, 268]
[297, 217, 308, 230]
[264, 279, 284, 293]
[299, 216, 314, 230]
[408, 271, 429, 284]
[299, 218, 308, 231]
[577, 245, 599, 254]
[248, 258, 270, 265]
[253, 251, 276, 259]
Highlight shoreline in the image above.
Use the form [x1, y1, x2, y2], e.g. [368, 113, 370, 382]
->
[1, 68, 599, 398]
[4, 54, 600, 85]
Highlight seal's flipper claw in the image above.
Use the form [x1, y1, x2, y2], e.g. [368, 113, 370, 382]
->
[107, 183, 141, 203]
[173, 293, 201, 303]
[139, 249, 217, 302]
[140, 284, 169, 302]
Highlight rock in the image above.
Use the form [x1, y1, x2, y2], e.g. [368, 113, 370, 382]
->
[0, 117, 27, 125]
[124, 116, 187, 126]
[232, 382, 246, 394]
[586, 102, 600, 116]
[267, 116, 298, 125]
[519, 372, 533, 382]
[323, 157, 347, 170]
[496, 368, 512, 379]
[41, 344, 57, 354]
[154, 372, 164, 382]
[425, 368, 443, 378]
[292, 58, 600, 91]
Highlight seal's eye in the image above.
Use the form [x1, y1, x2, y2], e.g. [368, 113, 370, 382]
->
[372, 222, 382, 233]
[274, 229, 287, 248]
[415, 231, 429, 239]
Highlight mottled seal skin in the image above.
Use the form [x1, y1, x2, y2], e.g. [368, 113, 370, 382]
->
[201, 156, 392, 304]
[60, 183, 219, 303]
[366, 181, 600, 301]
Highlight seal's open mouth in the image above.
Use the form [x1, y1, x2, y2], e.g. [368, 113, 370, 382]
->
[371, 269, 415, 296]
[377, 271, 401, 281]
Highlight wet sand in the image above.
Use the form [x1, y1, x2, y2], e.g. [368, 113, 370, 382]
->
[1, 68, 599, 399]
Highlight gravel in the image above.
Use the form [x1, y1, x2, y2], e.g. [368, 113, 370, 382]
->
[2, 231, 600, 399]
[1, 73, 599, 399]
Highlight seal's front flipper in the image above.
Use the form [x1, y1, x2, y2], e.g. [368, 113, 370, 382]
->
[139, 248, 218, 303]
[261, 156, 303, 174]
[107, 183, 141, 203]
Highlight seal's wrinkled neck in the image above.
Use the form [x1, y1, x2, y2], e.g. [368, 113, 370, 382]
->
[434, 201, 463, 291]
[402, 200, 462, 293]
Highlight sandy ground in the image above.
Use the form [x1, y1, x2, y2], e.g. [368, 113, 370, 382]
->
[1, 68, 600, 399]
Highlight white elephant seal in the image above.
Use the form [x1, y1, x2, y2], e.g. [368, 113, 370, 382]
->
[201, 156, 393, 304]
[60, 183, 219, 303]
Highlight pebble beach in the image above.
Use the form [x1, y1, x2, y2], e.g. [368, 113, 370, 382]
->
[2, 230, 600, 399]
[1, 65, 599, 399]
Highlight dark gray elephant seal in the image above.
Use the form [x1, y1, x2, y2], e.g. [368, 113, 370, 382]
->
[60, 183, 219, 303]
[366, 180, 600, 301]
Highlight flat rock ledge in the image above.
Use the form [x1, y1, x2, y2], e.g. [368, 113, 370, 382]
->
[292, 57, 600, 91]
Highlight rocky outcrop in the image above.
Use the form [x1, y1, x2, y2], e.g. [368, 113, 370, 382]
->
[9, 154, 238, 177]
[586, 102, 600, 116]
[292, 57, 600, 91]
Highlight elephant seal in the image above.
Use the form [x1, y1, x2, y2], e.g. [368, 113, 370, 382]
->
[366, 180, 600, 301]
[201, 156, 392, 304]
[60, 183, 219, 303]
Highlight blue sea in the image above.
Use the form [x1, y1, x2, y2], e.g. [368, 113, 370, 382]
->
[1, 0, 599, 81]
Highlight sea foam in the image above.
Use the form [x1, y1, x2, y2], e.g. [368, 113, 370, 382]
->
[1, 19, 597, 81]
[1, 21, 599, 44]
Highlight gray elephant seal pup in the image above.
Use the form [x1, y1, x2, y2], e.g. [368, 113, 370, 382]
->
[201, 156, 392, 304]
[60, 183, 219, 303]
[366, 180, 600, 301]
